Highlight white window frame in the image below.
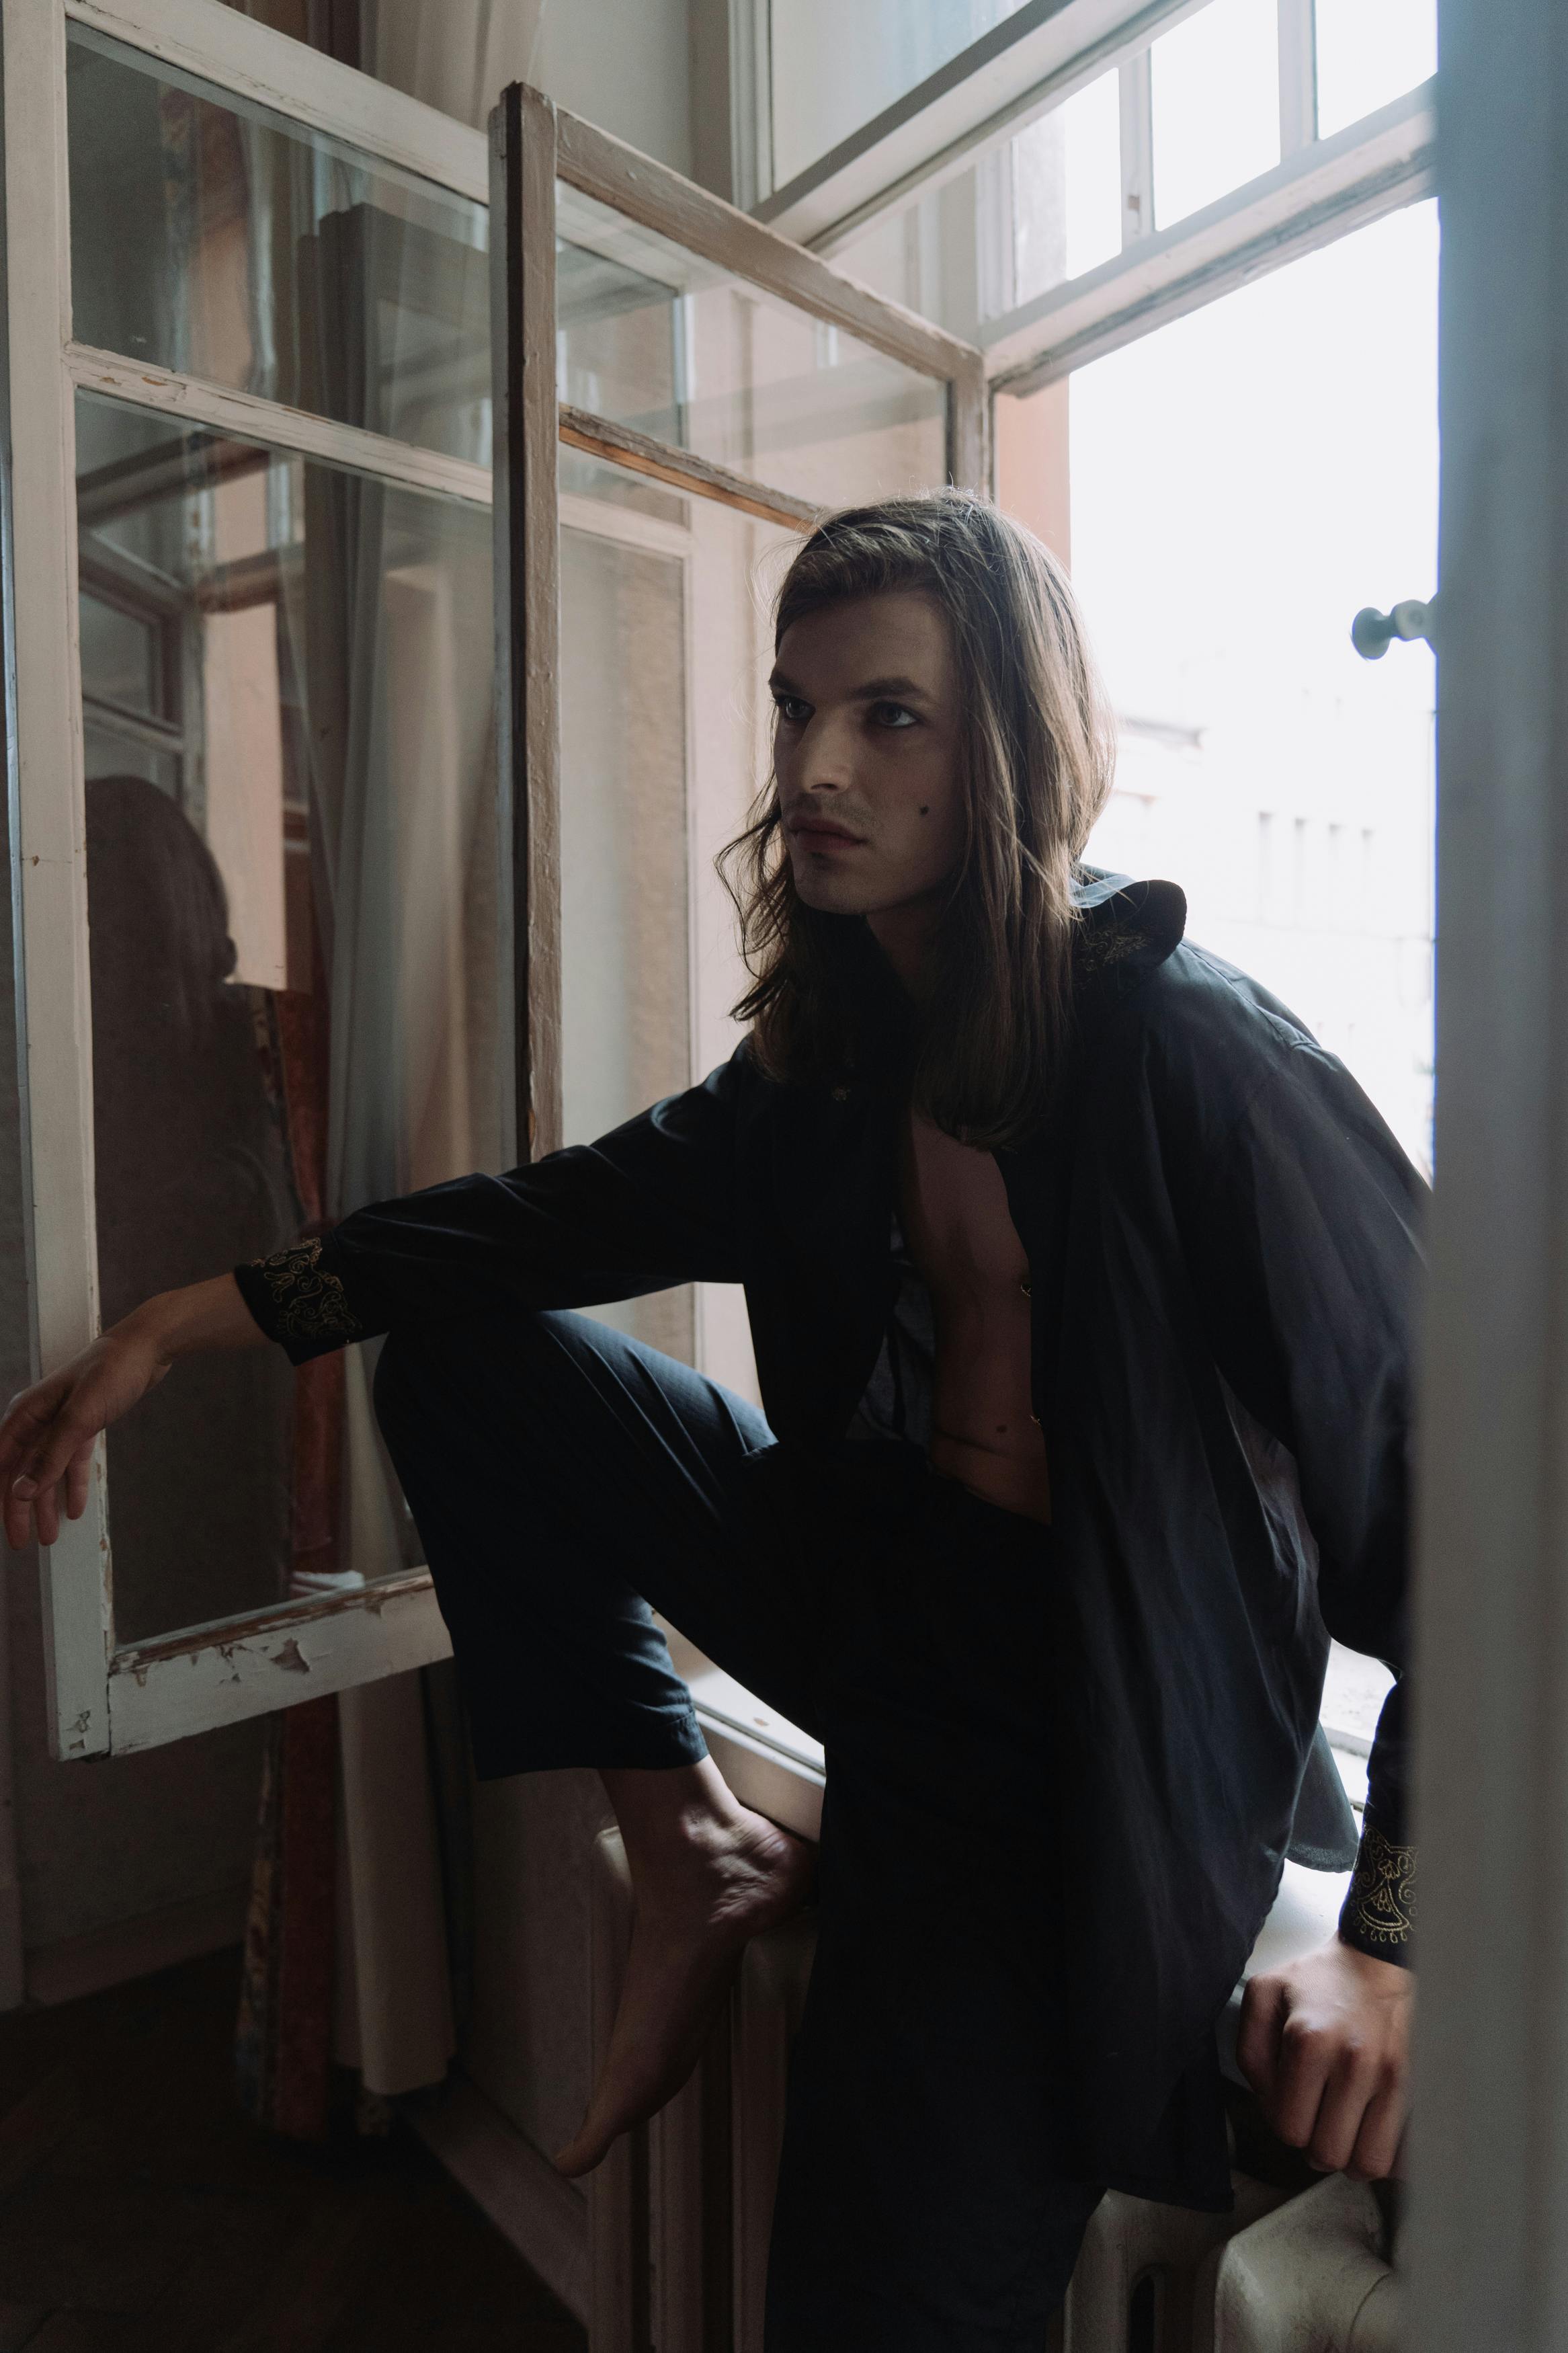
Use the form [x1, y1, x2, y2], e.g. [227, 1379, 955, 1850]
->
[3, 0, 494, 1759]
[747, 0, 1434, 401]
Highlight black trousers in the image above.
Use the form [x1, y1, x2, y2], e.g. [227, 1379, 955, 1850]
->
[373, 1308, 1104, 2351]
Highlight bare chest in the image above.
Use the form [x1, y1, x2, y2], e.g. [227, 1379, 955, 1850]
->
[899, 1110, 1030, 1313]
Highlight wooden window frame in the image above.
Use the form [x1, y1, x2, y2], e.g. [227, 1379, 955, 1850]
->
[493, 79, 989, 1161]
[3, 0, 496, 1758]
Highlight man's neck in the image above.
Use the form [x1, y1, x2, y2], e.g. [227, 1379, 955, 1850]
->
[866, 896, 943, 996]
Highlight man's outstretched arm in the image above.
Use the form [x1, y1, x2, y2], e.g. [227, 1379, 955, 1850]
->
[0, 1273, 264, 1551]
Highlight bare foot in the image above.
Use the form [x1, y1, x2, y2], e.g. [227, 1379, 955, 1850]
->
[553, 1806, 814, 2177]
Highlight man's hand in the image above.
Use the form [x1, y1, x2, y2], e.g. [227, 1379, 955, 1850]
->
[1236, 1938, 1411, 2181]
[0, 1273, 263, 1550]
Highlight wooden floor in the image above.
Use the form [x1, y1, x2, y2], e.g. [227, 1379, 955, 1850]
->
[0, 1948, 585, 2353]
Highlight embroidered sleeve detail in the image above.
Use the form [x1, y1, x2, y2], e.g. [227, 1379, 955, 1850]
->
[248, 1236, 364, 1350]
[1076, 921, 1144, 975]
[1338, 1822, 1415, 1961]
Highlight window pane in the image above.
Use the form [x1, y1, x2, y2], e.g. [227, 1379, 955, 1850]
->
[1151, 0, 1280, 231]
[77, 394, 500, 1642]
[771, 0, 1031, 187]
[1064, 201, 1438, 1172]
[1012, 71, 1124, 309]
[79, 590, 161, 717]
[558, 451, 796, 1392]
[1315, 0, 1438, 139]
[556, 184, 947, 509]
[67, 26, 490, 467]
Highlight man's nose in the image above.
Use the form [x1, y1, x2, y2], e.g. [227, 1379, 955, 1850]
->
[797, 707, 856, 791]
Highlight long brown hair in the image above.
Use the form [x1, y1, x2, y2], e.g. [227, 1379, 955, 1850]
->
[719, 491, 1117, 1146]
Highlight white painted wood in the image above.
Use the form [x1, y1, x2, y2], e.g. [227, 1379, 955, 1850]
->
[558, 489, 693, 560]
[104, 1573, 452, 1751]
[4, 0, 114, 1760]
[65, 346, 493, 507]
[726, 0, 772, 212]
[1276, 0, 1317, 157]
[985, 77, 1434, 389]
[1409, 4, 1568, 2347]
[63, 0, 488, 202]
[405, 2073, 590, 2326]
[556, 106, 980, 389]
[757, 0, 1208, 253]
[1117, 49, 1155, 245]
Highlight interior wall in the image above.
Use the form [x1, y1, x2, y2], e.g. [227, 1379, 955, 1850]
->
[360, 0, 695, 171]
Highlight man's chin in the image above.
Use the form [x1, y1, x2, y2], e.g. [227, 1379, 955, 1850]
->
[786, 870, 878, 918]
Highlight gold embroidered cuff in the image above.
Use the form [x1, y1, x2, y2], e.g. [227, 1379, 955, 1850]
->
[1338, 1821, 1415, 1963]
[237, 1236, 365, 1360]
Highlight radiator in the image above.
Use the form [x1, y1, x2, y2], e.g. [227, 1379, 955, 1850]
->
[587, 1830, 1401, 2353]
[1206, 2173, 1402, 2352]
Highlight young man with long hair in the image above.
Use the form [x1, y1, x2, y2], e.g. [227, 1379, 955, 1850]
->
[0, 495, 1415, 2350]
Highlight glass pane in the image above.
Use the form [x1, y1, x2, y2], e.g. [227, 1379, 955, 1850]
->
[1151, 0, 1280, 231]
[79, 591, 161, 717]
[1011, 71, 1124, 309]
[770, 0, 1032, 187]
[1063, 200, 1438, 1172]
[77, 393, 501, 1641]
[558, 452, 798, 1389]
[557, 184, 947, 510]
[67, 26, 490, 467]
[1316, 0, 1438, 139]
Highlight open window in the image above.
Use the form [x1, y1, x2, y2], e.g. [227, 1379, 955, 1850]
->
[5, 0, 983, 1760]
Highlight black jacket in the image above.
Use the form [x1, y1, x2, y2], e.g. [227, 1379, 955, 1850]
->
[238, 874, 1421, 2201]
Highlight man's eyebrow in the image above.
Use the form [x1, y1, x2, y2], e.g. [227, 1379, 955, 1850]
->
[850, 674, 932, 702]
[766, 670, 934, 701]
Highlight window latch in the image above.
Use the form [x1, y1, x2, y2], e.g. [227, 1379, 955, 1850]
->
[1350, 596, 1437, 660]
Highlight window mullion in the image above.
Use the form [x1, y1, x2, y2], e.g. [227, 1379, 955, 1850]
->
[1118, 48, 1155, 245]
[1278, 0, 1318, 155]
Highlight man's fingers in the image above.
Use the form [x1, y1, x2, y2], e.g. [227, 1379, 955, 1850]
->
[65, 1445, 93, 1523]
[3, 1488, 33, 1554]
[19, 1408, 96, 1513]
[34, 1482, 61, 1549]
[1346, 2076, 1407, 2182]
[1268, 2013, 1337, 2151]
[1235, 1975, 1289, 2093]
[1303, 2046, 1383, 2174]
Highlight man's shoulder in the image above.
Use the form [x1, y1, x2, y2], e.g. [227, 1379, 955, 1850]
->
[1075, 870, 1318, 1081]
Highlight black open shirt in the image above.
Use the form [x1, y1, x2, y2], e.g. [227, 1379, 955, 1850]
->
[239, 873, 1421, 2204]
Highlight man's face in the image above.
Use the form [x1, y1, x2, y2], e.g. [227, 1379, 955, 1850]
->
[771, 590, 966, 925]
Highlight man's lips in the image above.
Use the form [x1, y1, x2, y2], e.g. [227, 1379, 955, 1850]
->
[788, 816, 867, 846]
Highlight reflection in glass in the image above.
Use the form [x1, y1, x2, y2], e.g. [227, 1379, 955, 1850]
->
[559, 494, 691, 1363]
[77, 393, 500, 1641]
[556, 453, 797, 1393]
[1315, 0, 1437, 140]
[556, 184, 947, 510]
[1151, 0, 1280, 230]
[769, 0, 1030, 187]
[67, 25, 490, 467]
[1010, 72, 1124, 310]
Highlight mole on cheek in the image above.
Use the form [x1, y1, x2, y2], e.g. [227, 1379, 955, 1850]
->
[919, 804, 930, 816]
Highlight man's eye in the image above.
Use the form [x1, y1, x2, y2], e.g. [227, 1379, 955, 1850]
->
[869, 701, 917, 729]
[773, 695, 811, 724]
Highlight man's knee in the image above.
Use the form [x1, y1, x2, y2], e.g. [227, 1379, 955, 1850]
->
[372, 1306, 565, 1447]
